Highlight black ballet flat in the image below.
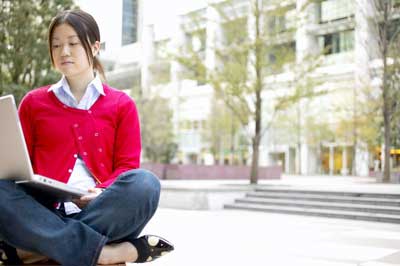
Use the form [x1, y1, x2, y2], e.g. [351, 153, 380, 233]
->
[131, 235, 174, 263]
[0, 241, 22, 265]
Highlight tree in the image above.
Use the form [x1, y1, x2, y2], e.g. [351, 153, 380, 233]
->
[202, 97, 247, 165]
[367, 0, 400, 182]
[174, 0, 321, 183]
[276, 53, 325, 174]
[0, 0, 75, 104]
[138, 95, 177, 164]
[271, 107, 335, 174]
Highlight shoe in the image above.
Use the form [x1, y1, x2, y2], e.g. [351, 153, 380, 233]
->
[0, 241, 22, 265]
[131, 235, 174, 263]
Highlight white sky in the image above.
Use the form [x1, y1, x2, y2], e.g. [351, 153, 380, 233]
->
[144, 0, 207, 39]
[144, 0, 206, 24]
[76, 0, 208, 46]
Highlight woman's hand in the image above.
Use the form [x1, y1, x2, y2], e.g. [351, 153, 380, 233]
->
[72, 187, 103, 209]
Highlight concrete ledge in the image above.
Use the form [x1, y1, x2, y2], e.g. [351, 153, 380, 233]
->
[159, 181, 253, 210]
[142, 163, 282, 180]
[157, 175, 400, 210]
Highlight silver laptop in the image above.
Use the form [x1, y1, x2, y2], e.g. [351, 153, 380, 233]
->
[0, 94, 89, 201]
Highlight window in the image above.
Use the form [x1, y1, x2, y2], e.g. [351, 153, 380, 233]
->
[222, 17, 248, 46]
[186, 29, 206, 54]
[155, 40, 169, 60]
[266, 7, 296, 34]
[319, 30, 354, 55]
[122, 0, 137, 45]
[387, 19, 400, 42]
[266, 42, 296, 73]
[268, 16, 286, 33]
[320, 0, 354, 23]
[193, 121, 199, 130]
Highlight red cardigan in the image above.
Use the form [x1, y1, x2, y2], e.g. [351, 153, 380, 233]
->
[18, 84, 141, 188]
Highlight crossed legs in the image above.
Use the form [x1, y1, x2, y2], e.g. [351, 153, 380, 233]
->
[0, 169, 160, 266]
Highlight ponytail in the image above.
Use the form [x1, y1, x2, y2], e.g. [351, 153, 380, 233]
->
[94, 56, 106, 83]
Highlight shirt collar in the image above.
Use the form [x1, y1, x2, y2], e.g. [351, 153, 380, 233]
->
[48, 75, 105, 96]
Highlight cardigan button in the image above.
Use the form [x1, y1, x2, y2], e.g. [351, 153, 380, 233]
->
[78, 136, 83, 141]
[73, 154, 78, 158]
[98, 148, 103, 152]
[94, 132, 99, 137]
[83, 152, 88, 156]
[68, 169, 73, 173]
[100, 163, 105, 168]
[88, 110, 92, 114]
[73, 124, 79, 128]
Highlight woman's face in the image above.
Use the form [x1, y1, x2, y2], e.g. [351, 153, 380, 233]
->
[51, 23, 98, 81]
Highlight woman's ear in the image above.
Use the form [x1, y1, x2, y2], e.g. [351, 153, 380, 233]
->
[92, 41, 100, 57]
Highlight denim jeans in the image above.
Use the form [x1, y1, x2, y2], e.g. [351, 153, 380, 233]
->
[0, 169, 161, 266]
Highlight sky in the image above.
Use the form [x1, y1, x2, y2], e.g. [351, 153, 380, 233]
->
[144, 0, 207, 39]
[144, 0, 206, 24]
[76, 0, 208, 41]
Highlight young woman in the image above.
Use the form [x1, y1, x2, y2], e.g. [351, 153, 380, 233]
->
[0, 9, 173, 266]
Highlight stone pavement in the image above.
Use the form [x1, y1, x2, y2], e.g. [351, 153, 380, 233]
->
[136, 207, 400, 266]
[131, 175, 400, 266]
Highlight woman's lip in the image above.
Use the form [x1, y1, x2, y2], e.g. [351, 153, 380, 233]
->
[61, 61, 73, 65]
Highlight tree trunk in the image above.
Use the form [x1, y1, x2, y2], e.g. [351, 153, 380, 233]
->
[383, 72, 391, 182]
[250, 87, 262, 184]
[382, 1, 391, 183]
[250, 136, 260, 184]
[249, 0, 263, 184]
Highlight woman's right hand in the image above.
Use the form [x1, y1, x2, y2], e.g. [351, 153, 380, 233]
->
[72, 187, 103, 208]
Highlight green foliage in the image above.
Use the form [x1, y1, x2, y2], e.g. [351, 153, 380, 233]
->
[173, 47, 207, 83]
[138, 96, 177, 164]
[148, 62, 171, 85]
[0, 0, 75, 104]
[201, 98, 248, 163]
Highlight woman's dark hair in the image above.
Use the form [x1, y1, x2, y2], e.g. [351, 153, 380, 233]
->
[48, 10, 106, 81]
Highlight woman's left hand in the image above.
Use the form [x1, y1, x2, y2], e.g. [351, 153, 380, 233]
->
[72, 187, 103, 209]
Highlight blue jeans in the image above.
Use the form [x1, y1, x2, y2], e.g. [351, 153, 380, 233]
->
[0, 169, 161, 266]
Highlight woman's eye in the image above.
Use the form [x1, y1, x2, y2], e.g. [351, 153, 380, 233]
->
[70, 42, 79, 46]
[52, 44, 60, 48]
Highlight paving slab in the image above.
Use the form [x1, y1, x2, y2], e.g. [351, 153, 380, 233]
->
[129, 208, 400, 266]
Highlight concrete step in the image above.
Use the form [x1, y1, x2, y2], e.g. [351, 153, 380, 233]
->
[236, 197, 400, 215]
[225, 186, 400, 223]
[224, 203, 400, 223]
[247, 191, 400, 206]
[255, 187, 400, 199]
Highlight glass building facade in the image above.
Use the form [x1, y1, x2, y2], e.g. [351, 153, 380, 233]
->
[122, 0, 138, 45]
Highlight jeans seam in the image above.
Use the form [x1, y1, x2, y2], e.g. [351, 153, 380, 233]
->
[90, 235, 108, 266]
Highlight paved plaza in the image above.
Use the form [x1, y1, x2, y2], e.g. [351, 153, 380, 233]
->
[138, 207, 400, 266]
[134, 176, 400, 266]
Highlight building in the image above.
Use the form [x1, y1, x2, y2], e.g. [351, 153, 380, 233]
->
[78, 0, 396, 177]
[76, 0, 143, 93]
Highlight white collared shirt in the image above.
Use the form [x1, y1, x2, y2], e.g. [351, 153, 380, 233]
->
[48, 75, 104, 214]
[48, 74, 105, 109]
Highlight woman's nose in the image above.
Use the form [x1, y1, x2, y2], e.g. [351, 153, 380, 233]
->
[61, 44, 71, 56]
